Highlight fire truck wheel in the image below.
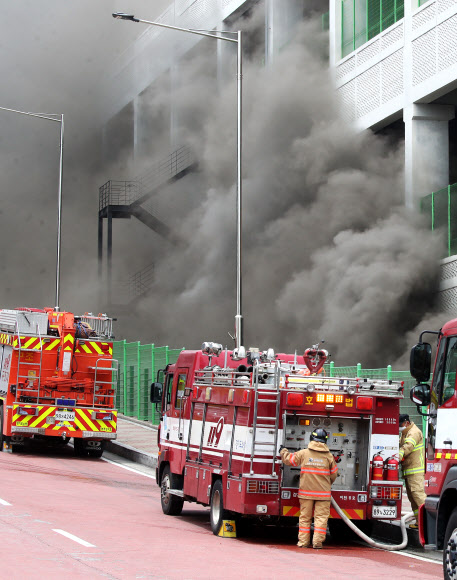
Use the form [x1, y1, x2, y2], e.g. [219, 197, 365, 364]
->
[210, 479, 228, 536]
[161, 465, 184, 516]
[88, 443, 105, 458]
[443, 507, 457, 580]
[73, 438, 88, 457]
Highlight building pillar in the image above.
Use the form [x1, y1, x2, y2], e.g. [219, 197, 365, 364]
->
[404, 104, 455, 210]
[217, 21, 235, 91]
[265, 0, 304, 65]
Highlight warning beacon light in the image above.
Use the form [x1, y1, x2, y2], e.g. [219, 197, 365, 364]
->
[202, 342, 223, 357]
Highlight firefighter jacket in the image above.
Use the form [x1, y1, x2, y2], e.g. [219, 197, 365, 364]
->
[399, 421, 425, 476]
[281, 441, 338, 500]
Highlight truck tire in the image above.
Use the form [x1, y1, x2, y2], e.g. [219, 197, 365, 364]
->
[88, 443, 105, 458]
[73, 438, 88, 457]
[210, 479, 228, 536]
[443, 507, 457, 580]
[160, 465, 184, 516]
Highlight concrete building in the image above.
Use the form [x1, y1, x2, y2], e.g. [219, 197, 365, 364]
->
[99, 0, 457, 309]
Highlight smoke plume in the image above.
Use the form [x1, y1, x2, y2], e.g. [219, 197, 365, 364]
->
[0, 3, 447, 368]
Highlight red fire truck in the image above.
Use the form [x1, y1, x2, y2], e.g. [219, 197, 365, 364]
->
[152, 342, 404, 536]
[410, 319, 457, 579]
[0, 307, 118, 457]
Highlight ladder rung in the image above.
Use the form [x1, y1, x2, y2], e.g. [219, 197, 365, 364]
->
[17, 362, 40, 366]
[18, 348, 42, 352]
[256, 416, 275, 420]
[254, 423, 275, 428]
[253, 441, 275, 446]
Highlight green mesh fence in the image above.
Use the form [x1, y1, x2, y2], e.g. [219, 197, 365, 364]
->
[326, 363, 426, 432]
[113, 341, 184, 424]
[341, 0, 404, 58]
[420, 183, 457, 257]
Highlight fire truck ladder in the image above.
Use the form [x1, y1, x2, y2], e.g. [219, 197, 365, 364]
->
[249, 362, 281, 477]
[91, 358, 119, 408]
[15, 323, 43, 403]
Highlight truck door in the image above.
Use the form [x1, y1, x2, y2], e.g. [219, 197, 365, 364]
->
[428, 336, 457, 457]
[171, 369, 189, 471]
[161, 371, 174, 442]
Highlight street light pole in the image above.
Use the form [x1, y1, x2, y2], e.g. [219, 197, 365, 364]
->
[112, 13, 244, 348]
[0, 106, 64, 311]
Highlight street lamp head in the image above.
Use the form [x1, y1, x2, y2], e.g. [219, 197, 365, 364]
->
[112, 13, 139, 22]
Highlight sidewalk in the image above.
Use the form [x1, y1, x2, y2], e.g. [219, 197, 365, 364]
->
[105, 415, 159, 469]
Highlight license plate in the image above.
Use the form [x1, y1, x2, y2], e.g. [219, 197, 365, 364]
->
[372, 506, 397, 518]
[55, 410, 75, 422]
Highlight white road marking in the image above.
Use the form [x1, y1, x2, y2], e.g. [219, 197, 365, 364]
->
[389, 549, 441, 565]
[52, 529, 96, 548]
[102, 456, 156, 480]
[0, 498, 12, 506]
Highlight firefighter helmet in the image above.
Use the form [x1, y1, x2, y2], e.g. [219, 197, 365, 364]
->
[310, 428, 329, 444]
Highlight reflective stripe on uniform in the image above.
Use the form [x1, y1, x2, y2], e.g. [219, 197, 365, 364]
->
[298, 489, 331, 499]
[300, 468, 330, 475]
[289, 453, 297, 466]
[314, 527, 327, 534]
[330, 465, 338, 474]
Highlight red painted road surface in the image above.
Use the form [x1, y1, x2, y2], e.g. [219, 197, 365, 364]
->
[0, 446, 441, 580]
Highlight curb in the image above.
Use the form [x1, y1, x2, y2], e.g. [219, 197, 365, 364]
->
[105, 440, 158, 469]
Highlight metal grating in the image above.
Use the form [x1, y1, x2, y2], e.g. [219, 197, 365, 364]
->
[356, 39, 381, 66]
[412, 29, 437, 85]
[438, 14, 457, 72]
[336, 56, 356, 82]
[413, 2, 437, 30]
[381, 49, 404, 103]
[338, 81, 356, 122]
[381, 22, 403, 49]
[439, 287, 457, 313]
[356, 64, 381, 118]
[437, 0, 457, 12]
[441, 259, 457, 280]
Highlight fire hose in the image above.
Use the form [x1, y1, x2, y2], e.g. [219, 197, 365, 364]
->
[331, 496, 415, 551]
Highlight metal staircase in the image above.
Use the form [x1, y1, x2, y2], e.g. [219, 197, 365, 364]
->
[98, 145, 196, 306]
[249, 362, 281, 477]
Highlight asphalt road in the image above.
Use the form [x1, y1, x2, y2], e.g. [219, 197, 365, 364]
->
[0, 444, 442, 580]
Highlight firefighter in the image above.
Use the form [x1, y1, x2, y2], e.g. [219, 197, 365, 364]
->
[280, 428, 338, 549]
[399, 413, 426, 529]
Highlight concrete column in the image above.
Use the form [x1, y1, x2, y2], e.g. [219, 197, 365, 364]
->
[170, 61, 180, 151]
[329, 0, 340, 68]
[404, 104, 455, 210]
[265, 0, 304, 65]
[217, 22, 235, 91]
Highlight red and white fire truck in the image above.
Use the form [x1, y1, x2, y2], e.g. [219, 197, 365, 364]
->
[0, 307, 118, 457]
[410, 319, 457, 579]
[152, 342, 405, 536]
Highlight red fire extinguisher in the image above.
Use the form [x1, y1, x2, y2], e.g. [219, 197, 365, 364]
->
[384, 455, 399, 481]
[371, 453, 384, 480]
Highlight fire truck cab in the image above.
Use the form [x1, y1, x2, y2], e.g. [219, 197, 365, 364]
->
[410, 319, 457, 578]
[153, 342, 404, 537]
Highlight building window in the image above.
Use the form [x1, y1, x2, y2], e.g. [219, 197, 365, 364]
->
[341, 0, 404, 58]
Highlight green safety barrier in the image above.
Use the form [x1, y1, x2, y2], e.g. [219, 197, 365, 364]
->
[325, 362, 426, 433]
[113, 340, 184, 425]
[421, 183, 457, 258]
[113, 340, 424, 432]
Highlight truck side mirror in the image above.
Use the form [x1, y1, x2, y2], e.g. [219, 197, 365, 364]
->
[410, 342, 431, 383]
[410, 383, 431, 407]
[150, 382, 163, 403]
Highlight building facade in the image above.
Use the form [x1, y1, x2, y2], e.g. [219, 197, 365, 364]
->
[100, 0, 457, 311]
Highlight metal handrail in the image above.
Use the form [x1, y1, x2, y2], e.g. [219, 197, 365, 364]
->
[99, 145, 194, 212]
